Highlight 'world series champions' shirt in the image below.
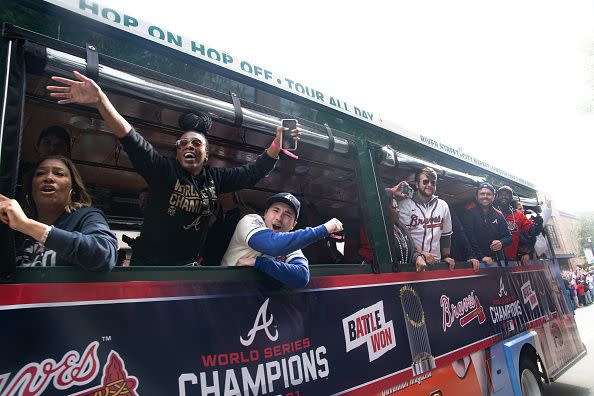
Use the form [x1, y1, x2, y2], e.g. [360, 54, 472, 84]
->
[120, 128, 277, 266]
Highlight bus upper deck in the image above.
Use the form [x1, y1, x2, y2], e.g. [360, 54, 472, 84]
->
[0, 0, 542, 281]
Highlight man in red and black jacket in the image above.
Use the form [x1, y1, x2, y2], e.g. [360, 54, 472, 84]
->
[494, 186, 543, 263]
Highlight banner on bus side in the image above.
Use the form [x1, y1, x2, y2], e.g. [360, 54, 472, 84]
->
[0, 267, 581, 396]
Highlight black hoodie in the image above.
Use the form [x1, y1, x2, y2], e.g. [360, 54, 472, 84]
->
[120, 128, 277, 266]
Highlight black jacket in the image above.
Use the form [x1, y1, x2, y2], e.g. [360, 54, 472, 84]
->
[462, 204, 512, 260]
[121, 128, 277, 265]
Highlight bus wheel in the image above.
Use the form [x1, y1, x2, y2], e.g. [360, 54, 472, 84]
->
[520, 358, 543, 396]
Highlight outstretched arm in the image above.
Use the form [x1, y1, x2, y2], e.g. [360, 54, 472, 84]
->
[248, 225, 328, 257]
[49, 72, 168, 182]
[47, 71, 132, 138]
[247, 218, 342, 257]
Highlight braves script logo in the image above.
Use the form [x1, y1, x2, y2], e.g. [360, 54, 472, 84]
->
[440, 291, 486, 332]
[342, 301, 396, 362]
[408, 214, 443, 229]
[0, 342, 138, 396]
[240, 298, 278, 346]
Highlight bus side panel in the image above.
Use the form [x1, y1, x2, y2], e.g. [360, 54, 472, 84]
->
[368, 352, 485, 396]
[487, 342, 516, 396]
[0, 266, 585, 396]
[532, 259, 586, 380]
[534, 314, 586, 381]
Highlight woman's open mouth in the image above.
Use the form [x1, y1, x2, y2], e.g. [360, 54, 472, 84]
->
[40, 185, 56, 194]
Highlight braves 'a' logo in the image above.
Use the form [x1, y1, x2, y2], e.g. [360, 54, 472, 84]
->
[240, 298, 278, 346]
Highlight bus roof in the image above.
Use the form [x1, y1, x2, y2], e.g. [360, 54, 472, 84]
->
[37, 0, 534, 189]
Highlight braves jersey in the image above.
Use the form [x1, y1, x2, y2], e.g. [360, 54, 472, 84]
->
[221, 214, 306, 266]
[397, 196, 453, 260]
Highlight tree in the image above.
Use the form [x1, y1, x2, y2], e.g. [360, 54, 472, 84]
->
[577, 213, 594, 260]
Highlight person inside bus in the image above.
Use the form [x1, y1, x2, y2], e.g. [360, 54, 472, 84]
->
[36, 125, 72, 158]
[449, 209, 473, 263]
[220, 193, 343, 288]
[462, 182, 512, 267]
[47, 71, 300, 266]
[516, 201, 538, 264]
[0, 155, 116, 271]
[494, 186, 543, 265]
[533, 197, 553, 258]
[388, 167, 456, 272]
[17, 126, 73, 197]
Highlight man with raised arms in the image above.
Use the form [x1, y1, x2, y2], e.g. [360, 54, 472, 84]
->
[221, 193, 343, 287]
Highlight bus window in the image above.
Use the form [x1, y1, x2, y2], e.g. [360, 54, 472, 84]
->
[374, 146, 484, 271]
[18, 71, 369, 268]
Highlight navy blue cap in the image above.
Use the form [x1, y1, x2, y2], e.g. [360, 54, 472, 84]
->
[477, 182, 495, 194]
[266, 192, 300, 218]
[497, 185, 513, 195]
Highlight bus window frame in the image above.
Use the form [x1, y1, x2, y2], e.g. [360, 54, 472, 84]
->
[0, 38, 26, 282]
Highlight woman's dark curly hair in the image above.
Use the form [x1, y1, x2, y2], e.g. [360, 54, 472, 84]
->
[178, 112, 213, 152]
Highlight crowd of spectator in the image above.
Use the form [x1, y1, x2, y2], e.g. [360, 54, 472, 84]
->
[562, 269, 594, 309]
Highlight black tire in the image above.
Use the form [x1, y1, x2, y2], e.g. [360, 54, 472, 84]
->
[519, 357, 543, 396]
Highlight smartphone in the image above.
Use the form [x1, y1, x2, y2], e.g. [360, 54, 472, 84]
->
[400, 184, 414, 199]
[281, 119, 298, 151]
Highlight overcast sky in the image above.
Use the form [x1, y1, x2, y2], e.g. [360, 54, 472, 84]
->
[101, 0, 594, 213]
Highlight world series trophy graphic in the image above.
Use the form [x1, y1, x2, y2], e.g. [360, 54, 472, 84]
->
[399, 285, 436, 376]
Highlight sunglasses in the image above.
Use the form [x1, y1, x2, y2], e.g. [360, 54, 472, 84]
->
[421, 179, 436, 186]
[175, 138, 204, 148]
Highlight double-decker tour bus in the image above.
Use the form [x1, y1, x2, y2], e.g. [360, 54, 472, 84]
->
[0, 1, 586, 395]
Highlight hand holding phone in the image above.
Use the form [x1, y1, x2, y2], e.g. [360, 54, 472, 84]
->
[281, 119, 298, 151]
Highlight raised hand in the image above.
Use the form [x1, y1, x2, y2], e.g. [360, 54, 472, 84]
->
[47, 71, 132, 138]
[47, 71, 102, 105]
[0, 194, 29, 232]
[324, 218, 344, 234]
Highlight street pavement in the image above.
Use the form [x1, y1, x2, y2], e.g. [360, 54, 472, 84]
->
[544, 303, 594, 395]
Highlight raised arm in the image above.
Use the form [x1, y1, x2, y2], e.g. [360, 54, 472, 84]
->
[48, 71, 132, 138]
[216, 125, 301, 193]
[248, 225, 329, 257]
[48, 72, 167, 182]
